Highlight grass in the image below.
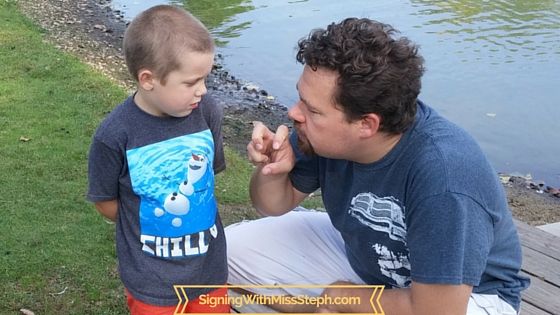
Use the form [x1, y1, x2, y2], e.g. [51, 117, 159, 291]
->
[0, 2, 323, 313]
[0, 1, 128, 313]
[0, 2, 130, 313]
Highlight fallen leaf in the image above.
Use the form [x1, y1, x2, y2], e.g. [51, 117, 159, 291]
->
[50, 286, 68, 296]
[20, 309, 35, 315]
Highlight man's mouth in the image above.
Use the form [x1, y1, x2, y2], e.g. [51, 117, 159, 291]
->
[294, 124, 315, 157]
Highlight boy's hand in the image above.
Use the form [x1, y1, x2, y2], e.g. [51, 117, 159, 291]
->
[247, 121, 295, 175]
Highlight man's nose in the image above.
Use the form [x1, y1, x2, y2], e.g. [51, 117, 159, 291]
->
[288, 102, 304, 122]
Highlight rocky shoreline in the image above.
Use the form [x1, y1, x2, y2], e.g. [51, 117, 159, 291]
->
[17, 0, 559, 225]
[18, 0, 290, 152]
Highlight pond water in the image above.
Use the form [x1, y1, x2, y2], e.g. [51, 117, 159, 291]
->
[112, 0, 560, 186]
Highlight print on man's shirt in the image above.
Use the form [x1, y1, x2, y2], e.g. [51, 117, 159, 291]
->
[127, 130, 218, 259]
[348, 192, 411, 288]
[373, 244, 411, 288]
[348, 193, 407, 243]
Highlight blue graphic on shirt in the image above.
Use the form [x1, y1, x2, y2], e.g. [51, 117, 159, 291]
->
[127, 130, 217, 259]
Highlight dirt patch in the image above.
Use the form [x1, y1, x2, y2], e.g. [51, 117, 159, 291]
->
[17, 0, 559, 226]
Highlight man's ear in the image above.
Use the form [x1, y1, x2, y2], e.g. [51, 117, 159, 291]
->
[137, 69, 155, 91]
[358, 113, 381, 138]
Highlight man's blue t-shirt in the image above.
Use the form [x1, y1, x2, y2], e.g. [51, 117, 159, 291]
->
[289, 101, 529, 311]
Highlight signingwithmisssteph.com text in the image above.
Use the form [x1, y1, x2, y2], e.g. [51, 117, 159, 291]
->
[173, 285, 385, 315]
[199, 292, 361, 309]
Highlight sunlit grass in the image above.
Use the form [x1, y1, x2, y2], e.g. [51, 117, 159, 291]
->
[0, 3, 257, 313]
[1, 2, 323, 313]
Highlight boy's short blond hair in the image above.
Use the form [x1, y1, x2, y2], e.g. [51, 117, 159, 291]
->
[123, 5, 214, 84]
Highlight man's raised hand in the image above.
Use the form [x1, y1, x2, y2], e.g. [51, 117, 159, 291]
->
[247, 121, 294, 175]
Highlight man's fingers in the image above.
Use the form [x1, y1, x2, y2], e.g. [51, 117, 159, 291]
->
[247, 141, 269, 164]
[251, 121, 269, 151]
[261, 159, 292, 176]
[251, 121, 263, 128]
[272, 124, 290, 150]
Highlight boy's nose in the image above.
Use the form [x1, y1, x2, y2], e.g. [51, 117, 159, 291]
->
[196, 83, 207, 96]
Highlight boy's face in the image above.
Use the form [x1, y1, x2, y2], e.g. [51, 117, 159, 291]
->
[142, 51, 214, 118]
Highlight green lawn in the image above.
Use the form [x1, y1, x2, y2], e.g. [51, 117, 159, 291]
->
[0, 2, 324, 313]
[0, 2, 129, 313]
[0, 2, 257, 314]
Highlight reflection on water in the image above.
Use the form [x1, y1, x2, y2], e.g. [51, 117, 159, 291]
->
[111, 0, 560, 185]
[412, 0, 560, 64]
[180, 0, 255, 46]
[111, 0, 254, 45]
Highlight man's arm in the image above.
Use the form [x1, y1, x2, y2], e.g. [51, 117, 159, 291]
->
[319, 281, 471, 315]
[94, 199, 118, 222]
[247, 122, 309, 216]
[249, 164, 309, 216]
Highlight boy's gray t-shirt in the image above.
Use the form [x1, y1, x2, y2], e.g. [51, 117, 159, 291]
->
[289, 101, 529, 311]
[87, 94, 226, 305]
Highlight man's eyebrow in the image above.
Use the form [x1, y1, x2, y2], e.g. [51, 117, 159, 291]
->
[296, 83, 318, 111]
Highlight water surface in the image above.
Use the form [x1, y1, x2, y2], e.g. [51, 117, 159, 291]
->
[112, 0, 560, 186]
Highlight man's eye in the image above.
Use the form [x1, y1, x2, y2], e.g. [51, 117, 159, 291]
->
[308, 108, 320, 114]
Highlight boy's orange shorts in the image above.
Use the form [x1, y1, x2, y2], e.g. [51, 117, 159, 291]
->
[126, 287, 230, 314]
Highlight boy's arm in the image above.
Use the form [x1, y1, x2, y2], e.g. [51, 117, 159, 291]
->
[200, 94, 226, 174]
[87, 128, 123, 220]
[95, 199, 118, 222]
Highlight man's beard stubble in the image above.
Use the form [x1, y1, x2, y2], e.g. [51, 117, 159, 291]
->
[294, 123, 316, 157]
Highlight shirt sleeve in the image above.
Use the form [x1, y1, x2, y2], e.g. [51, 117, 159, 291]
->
[288, 131, 320, 194]
[406, 192, 494, 286]
[87, 135, 123, 202]
[200, 94, 226, 174]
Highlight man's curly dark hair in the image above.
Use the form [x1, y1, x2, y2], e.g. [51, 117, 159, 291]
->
[297, 18, 425, 134]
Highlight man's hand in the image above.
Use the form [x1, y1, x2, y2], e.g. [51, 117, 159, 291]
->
[247, 121, 307, 216]
[247, 121, 294, 175]
[317, 280, 472, 315]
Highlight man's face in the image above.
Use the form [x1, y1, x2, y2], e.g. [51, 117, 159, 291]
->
[288, 66, 359, 159]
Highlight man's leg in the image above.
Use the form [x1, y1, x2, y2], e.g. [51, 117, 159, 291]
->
[226, 210, 364, 311]
[467, 294, 518, 315]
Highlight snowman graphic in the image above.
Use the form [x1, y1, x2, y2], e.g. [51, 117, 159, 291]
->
[159, 152, 211, 228]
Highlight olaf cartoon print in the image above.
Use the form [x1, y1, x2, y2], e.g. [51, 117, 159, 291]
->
[126, 130, 218, 259]
[163, 152, 210, 228]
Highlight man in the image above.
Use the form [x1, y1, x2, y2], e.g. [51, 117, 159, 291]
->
[226, 18, 529, 314]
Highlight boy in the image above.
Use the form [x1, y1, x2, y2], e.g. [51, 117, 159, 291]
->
[87, 5, 229, 314]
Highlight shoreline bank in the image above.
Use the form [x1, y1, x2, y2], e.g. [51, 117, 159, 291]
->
[17, 0, 559, 225]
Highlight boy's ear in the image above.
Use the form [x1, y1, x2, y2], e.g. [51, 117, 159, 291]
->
[358, 113, 381, 138]
[137, 69, 155, 91]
